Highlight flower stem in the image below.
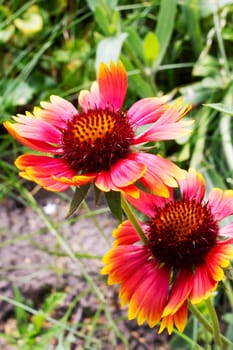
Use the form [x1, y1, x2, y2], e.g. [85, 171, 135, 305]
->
[188, 301, 232, 349]
[205, 297, 222, 349]
[121, 194, 148, 245]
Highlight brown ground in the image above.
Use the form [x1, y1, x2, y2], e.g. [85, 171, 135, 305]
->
[0, 189, 170, 349]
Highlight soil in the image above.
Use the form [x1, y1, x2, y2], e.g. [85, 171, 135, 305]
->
[0, 188, 170, 350]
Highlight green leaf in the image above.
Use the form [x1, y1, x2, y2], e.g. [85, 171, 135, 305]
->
[143, 32, 159, 65]
[122, 55, 155, 97]
[66, 184, 90, 218]
[126, 28, 144, 60]
[93, 184, 102, 205]
[42, 292, 65, 314]
[31, 312, 45, 334]
[154, 0, 177, 69]
[203, 103, 233, 116]
[105, 191, 122, 221]
[95, 5, 110, 35]
[13, 286, 29, 335]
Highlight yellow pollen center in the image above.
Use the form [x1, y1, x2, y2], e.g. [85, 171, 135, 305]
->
[73, 111, 116, 144]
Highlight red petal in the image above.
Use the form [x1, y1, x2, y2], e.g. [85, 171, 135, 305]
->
[98, 61, 127, 110]
[112, 220, 143, 246]
[190, 264, 217, 304]
[110, 156, 146, 188]
[125, 189, 168, 217]
[4, 121, 62, 154]
[128, 262, 170, 327]
[95, 170, 118, 192]
[162, 269, 193, 317]
[16, 155, 76, 192]
[178, 168, 205, 203]
[12, 114, 62, 144]
[135, 153, 186, 197]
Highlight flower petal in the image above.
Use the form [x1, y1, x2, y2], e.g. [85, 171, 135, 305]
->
[16, 155, 77, 192]
[178, 168, 206, 203]
[135, 153, 186, 197]
[128, 261, 170, 327]
[173, 301, 188, 333]
[158, 98, 191, 123]
[120, 184, 140, 199]
[52, 173, 97, 187]
[158, 314, 174, 335]
[95, 156, 146, 194]
[219, 223, 233, 238]
[131, 98, 192, 143]
[78, 82, 101, 112]
[102, 239, 171, 327]
[101, 245, 149, 286]
[39, 95, 78, 128]
[208, 188, 233, 221]
[11, 114, 62, 144]
[206, 241, 233, 282]
[159, 301, 188, 335]
[110, 156, 146, 188]
[125, 189, 168, 217]
[190, 264, 217, 304]
[95, 170, 119, 192]
[4, 121, 62, 153]
[127, 96, 191, 131]
[98, 60, 127, 110]
[127, 97, 167, 125]
[162, 269, 193, 317]
[112, 220, 146, 246]
[134, 120, 193, 144]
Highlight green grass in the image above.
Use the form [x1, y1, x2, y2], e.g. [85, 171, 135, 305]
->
[0, 0, 233, 349]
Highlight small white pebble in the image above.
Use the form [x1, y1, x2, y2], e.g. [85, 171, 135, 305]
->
[43, 202, 56, 215]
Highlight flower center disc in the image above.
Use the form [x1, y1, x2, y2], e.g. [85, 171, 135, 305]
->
[62, 109, 134, 172]
[147, 199, 218, 268]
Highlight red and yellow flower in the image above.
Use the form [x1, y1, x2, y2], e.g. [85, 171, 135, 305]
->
[4, 61, 191, 197]
[101, 169, 233, 334]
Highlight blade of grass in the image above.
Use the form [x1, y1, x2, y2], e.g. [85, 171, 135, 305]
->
[212, 3, 230, 76]
[153, 0, 177, 70]
[182, 0, 203, 57]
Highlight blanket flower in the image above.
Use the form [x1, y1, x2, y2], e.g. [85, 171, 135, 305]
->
[102, 169, 233, 333]
[4, 61, 191, 197]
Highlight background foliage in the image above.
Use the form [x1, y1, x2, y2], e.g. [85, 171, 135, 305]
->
[0, 0, 233, 349]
